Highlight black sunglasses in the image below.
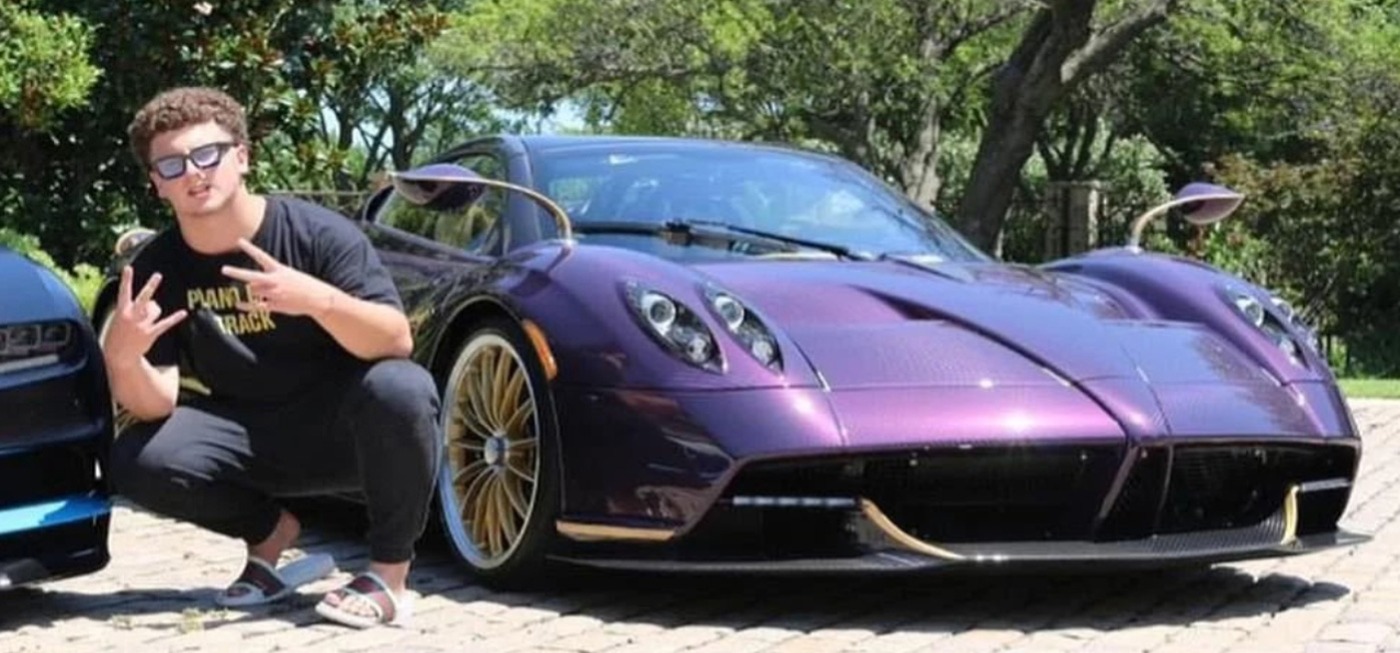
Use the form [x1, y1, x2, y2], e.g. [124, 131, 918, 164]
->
[149, 141, 237, 180]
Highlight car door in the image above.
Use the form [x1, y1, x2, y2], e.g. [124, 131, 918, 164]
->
[360, 148, 512, 357]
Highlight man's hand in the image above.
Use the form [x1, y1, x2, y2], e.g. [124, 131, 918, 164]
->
[103, 266, 188, 369]
[221, 238, 342, 318]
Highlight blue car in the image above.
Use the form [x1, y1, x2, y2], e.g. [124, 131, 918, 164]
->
[0, 245, 112, 590]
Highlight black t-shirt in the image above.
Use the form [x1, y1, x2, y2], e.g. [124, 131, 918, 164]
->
[130, 195, 402, 403]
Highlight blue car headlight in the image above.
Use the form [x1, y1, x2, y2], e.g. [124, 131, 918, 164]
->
[0, 320, 75, 374]
[704, 286, 783, 372]
[624, 283, 723, 372]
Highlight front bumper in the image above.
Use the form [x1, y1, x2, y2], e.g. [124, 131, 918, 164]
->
[0, 495, 111, 589]
[552, 491, 1367, 573]
[554, 531, 1367, 574]
[552, 438, 1365, 573]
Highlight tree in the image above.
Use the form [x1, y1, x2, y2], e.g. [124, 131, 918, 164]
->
[0, 0, 487, 267]
[261, 1, 494, 196]
[1118, 0, 1392, 180]
[434, 0, 1182, 252]
[957, 0, 1180, 251]
[0, 2, 100, 131]
[1139, 0, 1400, 374]
[433, 0, 1032, 220]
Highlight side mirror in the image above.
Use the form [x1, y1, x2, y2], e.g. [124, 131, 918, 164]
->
[1126, 182, 1244, 251]
[114, 227, 157, 256]
[389, 163, 574, 243]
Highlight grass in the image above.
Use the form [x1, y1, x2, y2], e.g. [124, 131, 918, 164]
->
[1339, 378, 1400, 399]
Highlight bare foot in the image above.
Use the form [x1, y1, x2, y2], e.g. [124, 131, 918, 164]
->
[247, 510, 300, 565]
[318, 561, 412, 626]
[367, 560, 409, 594]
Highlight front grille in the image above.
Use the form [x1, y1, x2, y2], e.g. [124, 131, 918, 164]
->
[0, 444, 101, 509]
[610, 439, 1356, 566]
[1096, 447, 1168, 539]
[1097, 442, 1356, 539]
[0, 365, 103, 445]
[1161, 444, 1353, 534]
[712, 444, 1123, 545]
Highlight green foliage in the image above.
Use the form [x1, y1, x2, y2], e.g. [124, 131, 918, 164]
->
[0, 0, 490, 270]
[1003, 127, 1171, 263]
[1106, 0, 1400, 374]
[0, 2, 101, 130]
[1123, 0, 1400, 176]
[435, 0, 773, 134]
[259, 0, 493, 190]
[1198, 155, 1353, 308]
[1338, 378, 1400, 399]
[433, 0, 1031, 206]
[1202, 116, 1400, 376]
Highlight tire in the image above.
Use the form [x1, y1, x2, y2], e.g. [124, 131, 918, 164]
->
[435, 317, 561, 587]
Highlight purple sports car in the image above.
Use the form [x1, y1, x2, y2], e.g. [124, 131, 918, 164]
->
[104, 135, 1367, 586]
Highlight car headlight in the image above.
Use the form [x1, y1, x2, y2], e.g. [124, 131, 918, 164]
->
[1270, 296, 1321, 354]
[0, 320, 75, 374]
[625, 283, 723, 372]
[1232, 294, 1266, 328]
[1260, 320, 1301, 361]
[704, 287, 783, 372]
[1224, 288, 1306, 367]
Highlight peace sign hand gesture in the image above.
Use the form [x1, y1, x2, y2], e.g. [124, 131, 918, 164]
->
[103, 266, 189, 369]
[220, 238, 338, 317]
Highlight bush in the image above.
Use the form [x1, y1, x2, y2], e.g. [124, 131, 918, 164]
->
[0, 226, 104, 313]
[1204, 135, 1400, 377]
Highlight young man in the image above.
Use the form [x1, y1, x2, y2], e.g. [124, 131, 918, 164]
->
[103, 86, 440, 628]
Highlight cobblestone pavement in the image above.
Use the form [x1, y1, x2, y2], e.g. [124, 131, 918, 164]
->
[4, 400, 1400, 653]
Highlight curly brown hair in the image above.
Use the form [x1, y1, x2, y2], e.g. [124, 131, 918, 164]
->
[127, 86, 249, 165]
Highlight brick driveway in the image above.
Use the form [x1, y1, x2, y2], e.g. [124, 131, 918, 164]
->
[3, 400, 1399, 653]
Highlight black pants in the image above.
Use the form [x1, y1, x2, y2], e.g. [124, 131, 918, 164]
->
[108, 358, 441, 563]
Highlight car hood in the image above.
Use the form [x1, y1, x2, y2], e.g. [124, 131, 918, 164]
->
[700, 258, 1270, 390]
[517, 244, 1338, 441]
[697, 258, 1340, 440]
[0, 248, 73, 324]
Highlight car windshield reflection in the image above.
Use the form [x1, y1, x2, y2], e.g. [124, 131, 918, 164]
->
[531, 145, 989, 262]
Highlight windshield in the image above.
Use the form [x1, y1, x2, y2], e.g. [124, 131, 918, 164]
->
[530, 143, 989, 262]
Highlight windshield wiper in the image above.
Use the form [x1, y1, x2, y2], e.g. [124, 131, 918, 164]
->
[876, 252, 973, 282]
[575, 219, 872, 260]
[679, 219, 873, 260]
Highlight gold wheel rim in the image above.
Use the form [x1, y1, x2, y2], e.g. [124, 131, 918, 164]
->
[441, 332, 540, 569]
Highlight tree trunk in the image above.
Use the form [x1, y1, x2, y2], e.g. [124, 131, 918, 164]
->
[955, 0, 1177, 253]
[960, 111, 1045, 253]
[901, 102, 943, 209]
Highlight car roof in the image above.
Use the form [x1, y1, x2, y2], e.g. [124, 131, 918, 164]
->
[504, 134, 847, 165]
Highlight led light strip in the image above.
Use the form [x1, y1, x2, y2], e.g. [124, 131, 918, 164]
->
[0, 353, 60, 375]
[729, 495, 857, 508]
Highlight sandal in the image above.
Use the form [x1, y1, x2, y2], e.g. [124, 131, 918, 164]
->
[215, 553, 336, 607]
[314, 571, 413, 628]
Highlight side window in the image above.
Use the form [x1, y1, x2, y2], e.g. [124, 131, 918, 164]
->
[377, 152, 506, 253]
